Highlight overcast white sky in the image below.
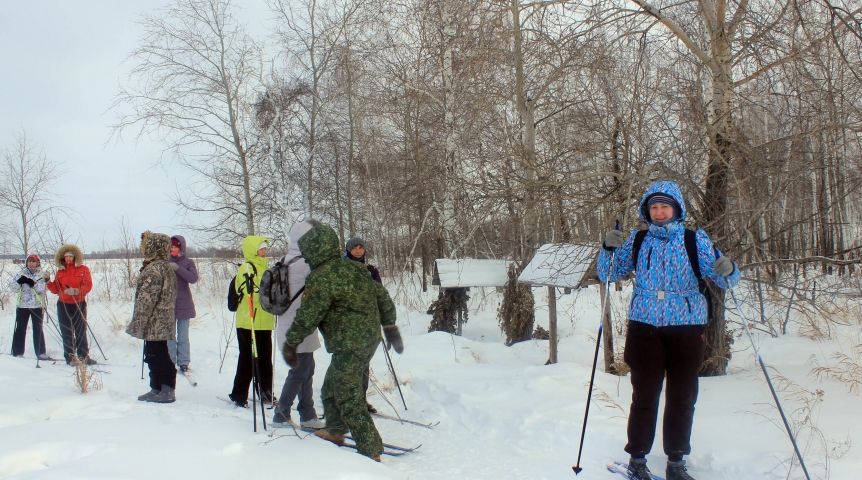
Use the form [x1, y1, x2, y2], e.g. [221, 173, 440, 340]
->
[0, 1, 272, 253]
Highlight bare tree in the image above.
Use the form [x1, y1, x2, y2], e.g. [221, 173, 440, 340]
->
[112, 0, 263, 242]
[0, 130, 59, 255]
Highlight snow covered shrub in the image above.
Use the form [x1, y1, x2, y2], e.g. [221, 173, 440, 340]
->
[497, 263, 534, 346]
[73, 362, 102, 394]
[427, 287, 470, 334]
[532, 325, 550, 340]
[811, 343, 862, 394]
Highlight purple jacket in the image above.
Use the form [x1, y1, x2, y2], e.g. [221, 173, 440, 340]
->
[170, 235, 198, 319]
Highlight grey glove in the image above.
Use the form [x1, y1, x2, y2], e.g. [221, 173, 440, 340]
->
[712, 256, 734, 277]
[604, 229, 625, 249]
[168, 262, 179, 271]
[64, 287, 80, 296]
[383, 325, 404, 354]
[282, 343, 298, 368]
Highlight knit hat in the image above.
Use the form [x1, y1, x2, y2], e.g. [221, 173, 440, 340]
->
[346, 237, 365, 252]
[643, 193, 680, 221]
[171, 238, 181, 249]
[26, 253, 41, 263]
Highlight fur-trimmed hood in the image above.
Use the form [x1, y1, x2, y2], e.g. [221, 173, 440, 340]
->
[54, 244, 84, 268]
[141, 231, 171, 261]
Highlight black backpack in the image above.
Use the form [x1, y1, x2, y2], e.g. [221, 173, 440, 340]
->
[631, 228, 713, 320]
[259, 256, 305, 315]
[227, 262, 257, 313]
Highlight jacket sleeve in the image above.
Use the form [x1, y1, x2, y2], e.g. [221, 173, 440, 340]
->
[132, 268, 161, 323]
[597, 230, 637, 283]
[286, 275, 332, 347]
[46, 274, 60, 295]
[374, 282, 397, 327]
[176, 258, 199, 284]
[695, 229, 741, 289]
[80, 266, 94, 297]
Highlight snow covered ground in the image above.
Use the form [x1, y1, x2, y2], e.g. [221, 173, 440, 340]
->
[0, 260, 859, 479]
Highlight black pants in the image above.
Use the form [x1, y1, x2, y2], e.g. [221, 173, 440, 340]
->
[57, 301, 89, 363]
[623, 321, 706, 460]
[144, 340, 176, 390]
[11, 308, 46, 356]
[277, 352, 316, 421]
[231, 328, 273, 403]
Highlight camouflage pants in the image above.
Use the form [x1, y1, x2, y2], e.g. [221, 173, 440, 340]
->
[322, 349, 382, 457]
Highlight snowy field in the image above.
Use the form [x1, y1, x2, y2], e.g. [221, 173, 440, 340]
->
[0, 259, 860, 479]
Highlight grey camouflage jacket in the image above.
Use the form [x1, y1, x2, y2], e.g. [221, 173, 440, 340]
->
[126, 232, 177, 341]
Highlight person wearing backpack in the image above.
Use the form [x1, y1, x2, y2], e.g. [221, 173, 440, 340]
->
[597, 180, 740, 480]
[271, 220, 324, 428]
[169, 235, 198, 374]
[344, 237, 382, 414]
[228, 235, 274, 408]
[282, 221, 402, 462]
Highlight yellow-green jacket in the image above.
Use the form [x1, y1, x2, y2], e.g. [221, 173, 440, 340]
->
[234, 235, 274, 330]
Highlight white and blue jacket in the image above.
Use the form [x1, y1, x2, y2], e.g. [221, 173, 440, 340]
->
[597, 180, 741, 327]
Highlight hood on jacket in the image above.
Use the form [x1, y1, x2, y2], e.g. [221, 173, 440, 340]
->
[241, 235, 270, 261]
[286, 221, 315, 259]
[171, 235, 187, 255]
[141, 231, 171, 261]
[639, 180, 687, 224]
[54, 244, 84, 267]
[298, 221, 340, 269]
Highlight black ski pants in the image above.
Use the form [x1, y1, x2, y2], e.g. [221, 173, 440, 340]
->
[623, 320, 706, 461]
[231, 328, 273, 403]
[57, 301, 89, 363]
[11, 307, 46, 356]
[144, 340, 176, 390]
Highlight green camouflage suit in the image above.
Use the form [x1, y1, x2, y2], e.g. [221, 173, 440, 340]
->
[286, 223, 397, 458]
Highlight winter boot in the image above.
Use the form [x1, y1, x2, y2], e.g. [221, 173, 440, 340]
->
[83, 357, 97, 366]
[146, 385, 176, 403]
[137, 388, 160, 401]
[314, 429, 345, 446]
[300, 417, 326, 429]
[666, 460, 696, 480]
[370, 455, 381, 462]
[626, 458, 653, 480]
[366, 402, 377, 414]
[272, 410, 291, 426]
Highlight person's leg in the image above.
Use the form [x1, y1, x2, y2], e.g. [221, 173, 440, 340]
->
[168, 320, 178, 365]
[624, 321, 667, 459]
[57, 302, 76, 363]
[329, 351, 383, 458]
[175, 318, 191, 368]
[296, 353, 318, 421]
[662, 325, 706, 461]
[30, 308, 46, 356]
[230, 328, 253, 405]
[144, 341, 160, 391]
[11, 308, 29, 356]
[72, 302, 90, 359]
[151, 340, 177, 390]
[254, 330, 273, 402]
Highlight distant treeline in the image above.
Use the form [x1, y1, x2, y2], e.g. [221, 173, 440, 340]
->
[1, 246, 289, 262]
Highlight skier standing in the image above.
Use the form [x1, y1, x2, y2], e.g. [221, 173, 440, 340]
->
[168, 235, 198, 373]
[597, 180, 740, 480]
[8, 253, 50, 360]
[45, 244, 95, 366]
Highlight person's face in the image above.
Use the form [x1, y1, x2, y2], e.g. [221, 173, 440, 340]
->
[350, 244, 365, 258]
[171, 245, 180, 257]
[27, 259, 39, 269]
[649, 202, 674, 223]
[257, 247, 268, 257]
[64, 254, 74, 265]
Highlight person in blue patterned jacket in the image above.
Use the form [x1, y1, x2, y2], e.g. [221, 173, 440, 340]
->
[598, 180, 740, 480]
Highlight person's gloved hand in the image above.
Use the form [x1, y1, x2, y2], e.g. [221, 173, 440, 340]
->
[16, 276, 35, 287]
[604, 229, 625, 249]
[282, 342, 298, 368]
[168, 262, 179, 271]
[383, 325, 404, 354]
[712, 256, 734, 277]
[42, 271, 51, 281]
[64, 287, 80, 296]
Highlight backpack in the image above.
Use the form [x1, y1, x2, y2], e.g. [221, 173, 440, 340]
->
[631, 228, 713, 320]
[259, 256, 304, 315]
[227, 262, 258, 313]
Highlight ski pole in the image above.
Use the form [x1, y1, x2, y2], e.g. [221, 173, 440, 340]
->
[573, 221, 618, 475]
[141, 343, 146, 380]
[723, 256, 811, 480]
[245, 270, 267, 432]
[381, 333, 408, 410]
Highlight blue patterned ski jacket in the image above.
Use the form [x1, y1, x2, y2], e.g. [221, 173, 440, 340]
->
[597, 180, 741, 327]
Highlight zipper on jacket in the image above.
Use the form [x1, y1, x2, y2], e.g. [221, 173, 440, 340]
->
[647, 248, 652, 270]
[685, 298, 691, 314]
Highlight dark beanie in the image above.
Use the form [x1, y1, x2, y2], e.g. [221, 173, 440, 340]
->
[346, 237, 365, 251]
